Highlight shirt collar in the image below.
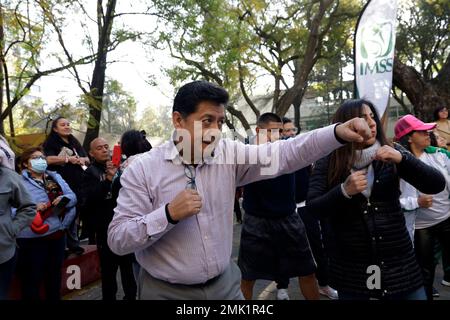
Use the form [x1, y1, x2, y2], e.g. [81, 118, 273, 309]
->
[163, 131, 221, 166]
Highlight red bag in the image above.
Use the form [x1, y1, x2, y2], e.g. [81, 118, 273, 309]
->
[30, 197, 70, 234]
[30, 202, 52, 234]
[111, 145, 122, 167]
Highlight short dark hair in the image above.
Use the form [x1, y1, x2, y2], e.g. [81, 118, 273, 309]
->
[282, 117, 292, 124]
[120, 130, 152, 158]
[20, 146, 44, 171]
[257, 113, 282, 127]
[172, 81, 229, 117]
[433, 106, 448, 121]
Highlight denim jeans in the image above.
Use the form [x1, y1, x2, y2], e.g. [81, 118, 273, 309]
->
[339, 286, 427, 300]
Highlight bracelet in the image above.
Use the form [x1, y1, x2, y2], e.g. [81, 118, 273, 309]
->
[165, 203, 178, 224]
[65, 156, 69, 163]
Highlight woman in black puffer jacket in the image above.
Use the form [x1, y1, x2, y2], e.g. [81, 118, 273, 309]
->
[306, 99, 445, 300]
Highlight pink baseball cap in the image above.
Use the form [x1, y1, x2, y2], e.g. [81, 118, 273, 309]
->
[394, 114, 436, 140]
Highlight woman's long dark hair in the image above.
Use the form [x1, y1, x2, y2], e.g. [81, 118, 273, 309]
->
[433, 106, 447, 121]
[120, 130, 152, 158]
[327, 99, 389, 187]
[42, 116, 83, 152]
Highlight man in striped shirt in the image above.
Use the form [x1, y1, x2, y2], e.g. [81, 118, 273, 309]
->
[108, 80, 371, 300]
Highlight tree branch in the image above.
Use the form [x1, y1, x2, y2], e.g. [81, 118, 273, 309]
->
[238, 62, 260, 119]
[1, 55, 97, 121]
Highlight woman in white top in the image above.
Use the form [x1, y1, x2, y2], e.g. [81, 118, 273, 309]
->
[396, 114, 450, 300]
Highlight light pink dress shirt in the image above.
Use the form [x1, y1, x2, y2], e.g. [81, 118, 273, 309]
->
[108, 124, 342, 284]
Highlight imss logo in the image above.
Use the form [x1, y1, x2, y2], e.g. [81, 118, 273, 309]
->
[359, 21, 395, 75]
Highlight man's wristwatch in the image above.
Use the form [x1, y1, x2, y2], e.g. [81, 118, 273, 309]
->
[165, 204, 179, 224]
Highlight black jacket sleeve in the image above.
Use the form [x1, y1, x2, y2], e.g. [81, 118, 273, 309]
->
[306, 156, 352, 219]
[395, 144, 446, 195]
[80, 167, 111, 210]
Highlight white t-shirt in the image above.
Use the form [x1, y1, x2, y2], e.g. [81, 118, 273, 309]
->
[413, 152, 450, 229]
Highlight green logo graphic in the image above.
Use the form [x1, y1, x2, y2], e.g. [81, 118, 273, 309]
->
[360, 22, 394, 59]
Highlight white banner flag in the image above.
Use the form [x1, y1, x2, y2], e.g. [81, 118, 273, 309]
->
[355, 0, 398, 118]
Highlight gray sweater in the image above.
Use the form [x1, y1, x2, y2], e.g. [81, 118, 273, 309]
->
[0, 167, 36, 264]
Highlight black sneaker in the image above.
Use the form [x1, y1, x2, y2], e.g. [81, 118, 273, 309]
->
[432, 287, 440, 298]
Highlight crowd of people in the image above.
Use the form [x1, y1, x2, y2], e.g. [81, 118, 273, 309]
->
[0, 80, 449, 301]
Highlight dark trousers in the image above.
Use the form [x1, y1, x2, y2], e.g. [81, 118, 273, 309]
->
[66, 206, 81, 249]
[433, 240, 450, 282]
[97, 241, 137, 300]
[339, 286, 426, 300]
[234, 198, 242, 223]
[415, 216, 450, 300]
[298, 206, 334, 287]
[0, 251, 17, 300]
[276, 278, 289, 289]
[16, 236, 66, 300]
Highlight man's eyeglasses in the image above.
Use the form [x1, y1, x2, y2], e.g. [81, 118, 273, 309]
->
[184, 165, 197, 190]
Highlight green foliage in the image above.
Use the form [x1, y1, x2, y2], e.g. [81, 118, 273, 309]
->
[396, 0, 449, 79]
[100, 79, 137, 135]
[149, 0, 361, 130]
[6, 98, 87, 136]
[137, 105, 172, 140]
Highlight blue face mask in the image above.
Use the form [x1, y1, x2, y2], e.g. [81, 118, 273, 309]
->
[30, 158, 48, 173]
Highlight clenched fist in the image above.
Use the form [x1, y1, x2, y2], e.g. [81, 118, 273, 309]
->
[167, 189, 203, 221]
[418, 195, 433, 208]
[374, 145, 402, 164]
[335, 118, 372, 143]
[343, 170, 368, 196]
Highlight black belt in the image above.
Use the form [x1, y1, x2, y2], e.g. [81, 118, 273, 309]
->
[185, 273, 222, 288]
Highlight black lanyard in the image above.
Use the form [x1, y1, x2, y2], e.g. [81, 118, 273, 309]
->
[0, 146, 11, 160]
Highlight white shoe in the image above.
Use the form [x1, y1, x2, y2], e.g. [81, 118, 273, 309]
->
[319, 286, 339, 300]
[276, 288, 290, 300]
[442, 279, 450, 287]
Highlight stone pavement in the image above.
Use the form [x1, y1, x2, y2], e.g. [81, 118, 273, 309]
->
[65, 219, 450, 300]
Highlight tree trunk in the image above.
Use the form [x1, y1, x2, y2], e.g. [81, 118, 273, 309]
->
[276, 0, 335, 117]
[0, 4, 4, 135]
[226, 104, 251, 133]
[293, 101, 300, 132]
[393, 57, 450, 122]
[83, 0, 117, 151]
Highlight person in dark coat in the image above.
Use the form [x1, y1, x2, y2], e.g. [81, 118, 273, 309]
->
[306, 99, 446, 300]
[43, 116, 89, 255]
[81, 137, 137, 300]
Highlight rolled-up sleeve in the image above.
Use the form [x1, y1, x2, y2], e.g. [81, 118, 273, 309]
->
[107, 159, 175, 256]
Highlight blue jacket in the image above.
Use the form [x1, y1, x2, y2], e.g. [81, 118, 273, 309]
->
[14, 170, 77, 238]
